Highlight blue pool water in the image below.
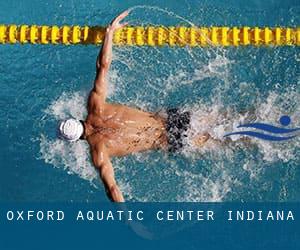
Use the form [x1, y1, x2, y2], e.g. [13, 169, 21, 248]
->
[0, 0, 299, 202]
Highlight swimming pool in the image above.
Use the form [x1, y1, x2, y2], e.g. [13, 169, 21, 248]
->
[0, 0, 299, 202]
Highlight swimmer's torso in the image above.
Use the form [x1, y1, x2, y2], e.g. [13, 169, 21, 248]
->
[85, 92, 167, 156]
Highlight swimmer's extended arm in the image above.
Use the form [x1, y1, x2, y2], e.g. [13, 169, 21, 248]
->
[92, 143, 125, 202]
[93, 11, 129, 100]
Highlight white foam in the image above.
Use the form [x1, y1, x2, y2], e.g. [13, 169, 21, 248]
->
[39, 134, 97, 183]
[45, 91, 87, 120]
[176, 164, 233, 202]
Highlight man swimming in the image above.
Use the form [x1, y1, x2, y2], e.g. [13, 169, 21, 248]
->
[58, 11, 210, 202]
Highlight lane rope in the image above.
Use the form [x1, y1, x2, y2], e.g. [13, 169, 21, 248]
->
[0, 25, 299, 46]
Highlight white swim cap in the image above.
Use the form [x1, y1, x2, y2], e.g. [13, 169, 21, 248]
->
[58, 118, 84, 142]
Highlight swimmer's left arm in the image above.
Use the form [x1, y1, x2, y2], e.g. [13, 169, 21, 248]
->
[92, 143, 125, 202]
[94, 11, 129, 100]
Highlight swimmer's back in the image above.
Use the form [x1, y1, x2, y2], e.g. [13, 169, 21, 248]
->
[86, 101, 168, 157]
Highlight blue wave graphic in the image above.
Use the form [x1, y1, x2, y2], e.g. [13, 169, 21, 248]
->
[237, 123, 300, 134]
[224, 116, 299, 141]
[224, 131, 297, 141]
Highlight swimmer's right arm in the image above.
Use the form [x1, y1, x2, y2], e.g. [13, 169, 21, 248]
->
[92, 144, 125, 202]
[93, 11, 129, 100]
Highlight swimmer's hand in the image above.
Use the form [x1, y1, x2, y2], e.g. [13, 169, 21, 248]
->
[107, 10, 129, 33]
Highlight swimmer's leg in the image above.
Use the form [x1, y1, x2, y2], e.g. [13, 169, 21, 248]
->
[192, 133, 254, 148]
[190, 115, 216, 147]
[189, 107, 259, 148]
[192, 132, 211, 147]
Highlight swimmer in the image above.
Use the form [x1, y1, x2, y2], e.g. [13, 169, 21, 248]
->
[58, 11, 211, 202]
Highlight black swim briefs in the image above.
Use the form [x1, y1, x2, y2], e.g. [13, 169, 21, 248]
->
[166, 108, 191, 153]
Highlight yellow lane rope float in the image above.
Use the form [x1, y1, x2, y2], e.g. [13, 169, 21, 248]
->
[0, 25, 299, 46]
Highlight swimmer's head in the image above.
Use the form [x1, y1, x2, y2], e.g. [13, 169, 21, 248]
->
[57, 118, 84, 142]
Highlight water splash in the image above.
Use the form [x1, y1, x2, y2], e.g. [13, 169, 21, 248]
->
[39, 89, 300, 202]
[37, 6, 300, 202]
[39, 134, 97, 184]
